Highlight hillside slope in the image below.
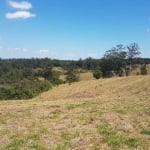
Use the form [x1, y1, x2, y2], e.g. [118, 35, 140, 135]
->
[0, 75, 150, 150]
[39, 75, 150, 101]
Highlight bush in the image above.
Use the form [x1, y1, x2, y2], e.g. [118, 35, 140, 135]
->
[66, 70, 79, 84]
[0, 80, 52, 100]
[93, 69, 103, 79]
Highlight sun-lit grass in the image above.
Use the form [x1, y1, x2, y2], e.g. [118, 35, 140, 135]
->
[0, 75, 150, 149]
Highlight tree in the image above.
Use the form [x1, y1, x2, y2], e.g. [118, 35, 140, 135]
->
[104, 44, 126, 59]
[127, 43, 141, 60]
[93, 69, 103, 79]
[66, 70, 79, 84]
[127, 43, 141, 75]
[101, 44, 127, 77]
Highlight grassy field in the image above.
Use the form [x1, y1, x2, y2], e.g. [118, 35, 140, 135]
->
[0, 75, 150, 150]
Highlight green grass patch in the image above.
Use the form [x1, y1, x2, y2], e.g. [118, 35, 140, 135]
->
[26, 134, 40, 141]
[67, 101, 95, 110]
[3, 139, 25, 150]
[50, 114, 59, 119]
[0, 129, 11, 135]
[126, 138, 141, 148]
[141, 129, 150, 135]
[61, 132, 71, 140]
[97, 123, 125, 147]
[116, 109, 127, 114]
[55, 141, 71, 150]
[29, 143, 47, 150]
[97, 123, 142, 148]
[39, 128, 48, 134]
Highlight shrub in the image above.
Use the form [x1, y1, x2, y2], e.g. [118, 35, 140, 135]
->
[66, 70, 79, 84]
[93, 69, 103, 79]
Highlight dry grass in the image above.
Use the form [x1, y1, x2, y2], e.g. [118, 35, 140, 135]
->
[79, 72, 94, 81]
[0, 75, 150, 150]
[40, 75, 150, 101]
[146, 64, 150, 74]
[132, 64, 150, 75]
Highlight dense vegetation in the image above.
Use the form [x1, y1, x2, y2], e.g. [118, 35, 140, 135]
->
[0, 43, 150, 100]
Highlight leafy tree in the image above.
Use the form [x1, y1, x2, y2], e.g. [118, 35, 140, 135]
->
[127, 43, 141, 75]
[127, 43, 141, 60]
[93, 69, 103, 79]
[104, 44, 126, 59]
[66, 70, 79, 84]
[83, 57, 99, 70]
[101, 44, 127, 77]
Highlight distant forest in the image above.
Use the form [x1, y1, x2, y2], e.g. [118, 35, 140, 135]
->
[0, 43, 150, 100]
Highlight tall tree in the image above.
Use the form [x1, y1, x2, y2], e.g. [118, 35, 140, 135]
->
[101, 44, 127, 77]
[127, 43, 141, 75]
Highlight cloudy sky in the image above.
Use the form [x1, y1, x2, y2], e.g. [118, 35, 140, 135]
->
[0, 0, 150, 59]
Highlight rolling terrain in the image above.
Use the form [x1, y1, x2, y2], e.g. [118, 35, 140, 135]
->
[0, 75, 150, 150]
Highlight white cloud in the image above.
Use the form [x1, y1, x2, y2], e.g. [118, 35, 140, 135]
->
[15, 47, 28, 52]
[39, 49, 49, 53]
[22, 48, 28, 52]
[9, 0, 32, 10]
[6, 11, 36, 19]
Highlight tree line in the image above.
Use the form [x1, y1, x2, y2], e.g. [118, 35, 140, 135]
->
[0, 43, 150, 100]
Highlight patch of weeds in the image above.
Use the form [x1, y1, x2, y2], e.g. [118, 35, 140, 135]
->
[104, 134, 124, 147]
[61, 132, 71, 140]
[26, 112, 32, 118]
[141, 129, 150, 135]
[67, 101, 95, 110]
[97, 124, 142, 148]
[97, 123, 125, 147]
[67, 104, 78, 110]
[29, 143, 47, 150]
[97, 124, 115, 135]
[4, 139, 25, 150]
[126, 138, 141, 148]
[49, 109, 61, 119]
[61, 131, 79, 141]
[26, 134, 40, 141]
[94, 145, 101, 150]
[50, 114, 59, 119]
[0, 129, 11, 135]
[52, 109, 61, 114]
[144, 108, 150, 115]
[116, 109, 126, 114]
[0, 117, 8, 124]
[10, 132, 22, 139]
[55, 141, 71, 150]
[39, 128, 48, 134]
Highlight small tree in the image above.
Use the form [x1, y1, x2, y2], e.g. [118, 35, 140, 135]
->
[101, 44, 127, 77]
[127, 43, 141, 75]
[66, 70, 79, 84]
[93, 69, 103, 79]
[140, 64, 148, 75]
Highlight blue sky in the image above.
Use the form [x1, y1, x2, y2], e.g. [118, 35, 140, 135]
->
[0, 0, 150, 59]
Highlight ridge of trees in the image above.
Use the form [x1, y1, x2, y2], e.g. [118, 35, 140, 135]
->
[0, 43, 150, 100]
